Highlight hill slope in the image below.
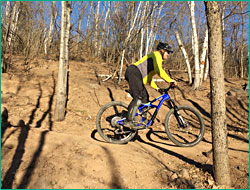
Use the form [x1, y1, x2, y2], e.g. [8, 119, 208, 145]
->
[1, 57, 249, 189]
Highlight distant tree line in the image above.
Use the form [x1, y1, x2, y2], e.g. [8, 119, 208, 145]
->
[1, 1, 249, 85]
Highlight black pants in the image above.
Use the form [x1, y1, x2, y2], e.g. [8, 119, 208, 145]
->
[125, 65, 149, 121]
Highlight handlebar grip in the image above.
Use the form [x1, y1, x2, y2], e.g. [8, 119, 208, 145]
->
[158, 89, 165, 94]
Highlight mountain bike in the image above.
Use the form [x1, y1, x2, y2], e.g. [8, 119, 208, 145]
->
[96, 85, 205, 147]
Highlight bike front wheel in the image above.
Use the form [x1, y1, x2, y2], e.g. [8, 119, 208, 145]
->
[96, 101, 137, 144]
[164, 105, 205, 147]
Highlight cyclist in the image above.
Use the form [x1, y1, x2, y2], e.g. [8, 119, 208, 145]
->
[125, 42, 177, 128]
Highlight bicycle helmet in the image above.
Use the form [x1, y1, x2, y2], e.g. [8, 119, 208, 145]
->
[157, 42, 173, 53]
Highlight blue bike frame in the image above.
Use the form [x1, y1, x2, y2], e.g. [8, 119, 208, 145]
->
[117, 92, 171, 128]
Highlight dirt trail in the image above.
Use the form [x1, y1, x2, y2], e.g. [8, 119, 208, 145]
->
[1, 57, 249, 189]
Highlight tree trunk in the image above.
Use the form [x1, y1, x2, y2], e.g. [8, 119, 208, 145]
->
[98, 2, 110, 56]
[149, 2, 165, 53]
[240, 45, 245, 78]
[5, 1, 11, 24]
[221, 4, 226, 66]
[175, 31, 192, 85]
[118, 1, 142, 84]
[140, 28, 144, 59]
[76, 3, 87, 51]
[139, 2, 148, 59]
[7, 2, 20, 47]
[44, 1, 57, 55]
[145, 4, 156, 55]
[240, 2, 245, 78]
[205, 1, 231, 187]
[76, 17, 82, 52]
[199, 28, 208, 86]
[204, 54, 209, 80]
[94, 1, 100, 56]
[106, 2, 112, 62]
[86, 2, 92, 36]
[188, 1, 200, 89]
[4, 1, 11, 42]
[64, 2, 71, 90]
[55, 1, 68, 121]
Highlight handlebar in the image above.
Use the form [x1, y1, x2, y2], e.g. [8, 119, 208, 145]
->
[158, 83, 177, 94]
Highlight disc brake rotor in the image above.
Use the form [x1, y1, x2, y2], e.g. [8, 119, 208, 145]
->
[111, 116, 122, 127]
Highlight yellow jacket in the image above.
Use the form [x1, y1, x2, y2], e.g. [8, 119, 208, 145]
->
[133, 51, 173, 89]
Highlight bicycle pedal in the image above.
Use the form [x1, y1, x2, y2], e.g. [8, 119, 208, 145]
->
[131, 125, 146, 130]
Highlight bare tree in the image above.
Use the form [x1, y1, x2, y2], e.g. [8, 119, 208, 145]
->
[98, 2, 110, 56]
[139, 2, 149, 59]
[175, 30, 192, 84]
[188, 1, 200, 89]
[7, 2, 20, 47]
[44, 1, 57, 56]
[221, 3, 226, 65]
[94, 1, 100, 56]
[205, 1, 231, 186]
[54, 2, 71, 121]
[199, 27, 208, 86]
[239, 1, 245, 78]
[118, 1, 142, 84]
[203, 54, 209, 80]
[145, 3, 157, 55]
[4, 1, 11, 41]
[149, 2, 165, 53]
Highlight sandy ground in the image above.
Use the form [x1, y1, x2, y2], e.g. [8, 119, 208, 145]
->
[1, 57, 249, 189]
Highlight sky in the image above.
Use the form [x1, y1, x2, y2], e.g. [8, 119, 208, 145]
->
[1, 1, 249, 48]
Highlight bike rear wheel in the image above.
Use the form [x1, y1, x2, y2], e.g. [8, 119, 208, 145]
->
[96, 101, 137, 144]
[164, 105, 205, 147]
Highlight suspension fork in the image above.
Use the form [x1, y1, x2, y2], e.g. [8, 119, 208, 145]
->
[168, 100, 187, 127]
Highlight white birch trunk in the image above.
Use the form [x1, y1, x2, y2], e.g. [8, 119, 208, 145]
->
[175, 31, 192, 85]
[139, 2, 148, 59]
[98, 2, 110, 56]
[188, 1, 200, 89]
[94, 1, 100, 56]
[137, 2, 147, 29]
[145, 23, 149, 55]
[149, 2, 165, 52]
[240, 45, 245, 78]
[5, 1, 10, 26]
[12, 2, 20, 36]
[140, 28, 144, 59]
[55, 2, 71, 121]
[86, 2, 93, 36]
[130, 2, 135, 30]
[76, 18, 82, 48]
[106, 2, 112, 59]
[64, 2, 71, 90]
[204, 53, 209, 80]
[4, 1, 11, 42]
[55, 1, 66, 121]
[199, 28, 208, 86]
[145, 4, 156, 55]
[97, 2, 107, 56]
[118, 2, 142, 84]
[45, 1, 57, 55]
[7, 2, 20, 46]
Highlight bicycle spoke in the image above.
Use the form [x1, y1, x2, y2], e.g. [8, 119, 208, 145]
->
[97, 102, 136, 143]
[166, 106, 204, 146]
